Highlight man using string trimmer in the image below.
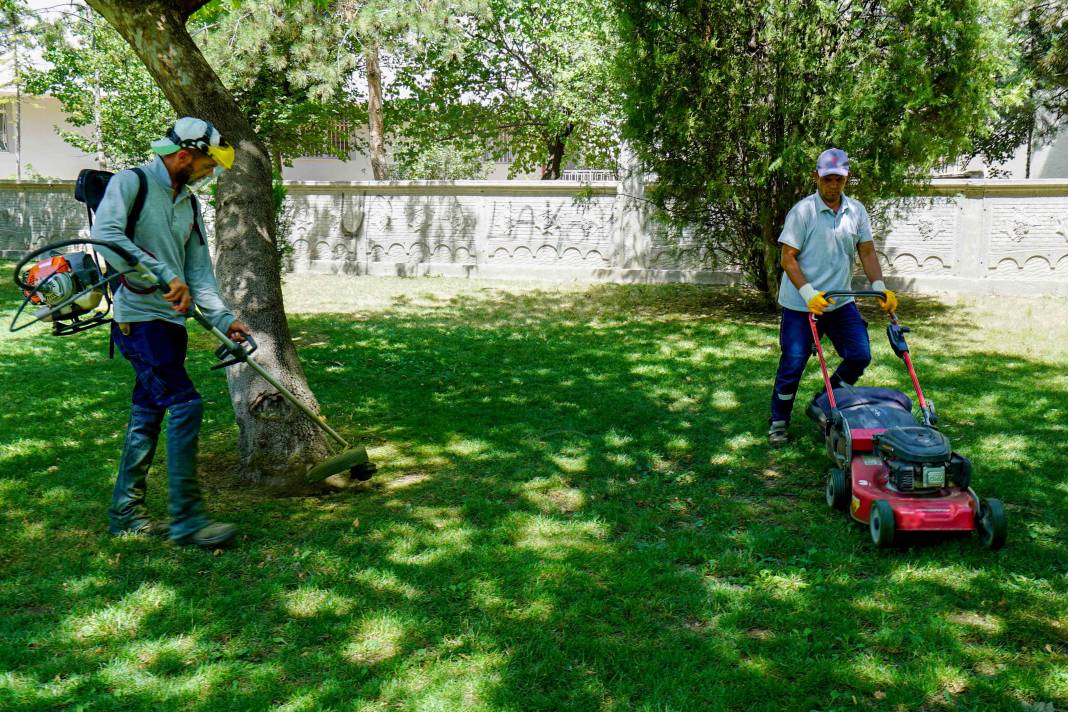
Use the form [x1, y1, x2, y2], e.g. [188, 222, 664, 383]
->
[93, 117, 248, 548]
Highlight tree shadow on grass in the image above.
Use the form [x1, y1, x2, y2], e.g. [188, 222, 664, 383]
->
[0, 283, 1064, 711]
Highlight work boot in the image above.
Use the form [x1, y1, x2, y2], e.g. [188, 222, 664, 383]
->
[165, 398, 211, 542]
[768, 420, 789, 447]
[109, 405, 165, 534]
[111, 518, 170, 538]
[176, 521, 237, 549]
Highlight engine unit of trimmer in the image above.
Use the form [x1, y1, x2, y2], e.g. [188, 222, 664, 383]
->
[17, 251, 111, 335]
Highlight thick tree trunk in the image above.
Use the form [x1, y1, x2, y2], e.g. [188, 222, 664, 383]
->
[365, 43, 387, 180]
[540, 123, 574, 180]
[87, 0, 332, 488]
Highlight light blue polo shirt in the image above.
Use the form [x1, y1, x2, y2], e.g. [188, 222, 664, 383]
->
[91, 156, 236, 332]
[777, 191, 873, 312]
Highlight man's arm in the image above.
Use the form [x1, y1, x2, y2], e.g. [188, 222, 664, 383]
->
[183, 209, 239, 334]
[780, 245, 808, 290]
[857, 241, 883, 284]
[856, 240, 897, 312]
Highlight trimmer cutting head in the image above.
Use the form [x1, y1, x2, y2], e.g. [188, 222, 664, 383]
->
[305, 446, 377, 483]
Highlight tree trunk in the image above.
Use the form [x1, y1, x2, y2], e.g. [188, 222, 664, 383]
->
[365, 42, 387, 180]
[86, 0, 333, 489]
[540, 123, 574, 180]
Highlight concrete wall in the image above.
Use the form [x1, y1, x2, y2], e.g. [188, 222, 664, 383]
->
[2, 178, 1067, 297]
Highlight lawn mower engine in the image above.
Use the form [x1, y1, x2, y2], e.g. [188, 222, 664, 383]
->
[873, 426, 972, 493]
[17, 251, 112, 335]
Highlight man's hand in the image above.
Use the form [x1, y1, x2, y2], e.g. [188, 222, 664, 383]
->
[871, 280, 898, 313]
[806, 292, 834, 315]
[799, 283, 834, 316]
[163, 278, 192, 314]
[227, 320, 251, 343]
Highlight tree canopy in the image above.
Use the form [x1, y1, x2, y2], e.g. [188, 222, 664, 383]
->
[616, 0, 1010, 296]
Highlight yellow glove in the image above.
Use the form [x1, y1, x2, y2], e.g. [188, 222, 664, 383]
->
[872, 281, 897, 312]
[799, 284, 834, 315]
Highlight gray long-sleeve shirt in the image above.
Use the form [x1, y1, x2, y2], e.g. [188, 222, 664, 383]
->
[91, 156, 236, 332]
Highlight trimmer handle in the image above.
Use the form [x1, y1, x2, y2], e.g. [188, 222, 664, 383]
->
[212, 332, 258, 370]
[125, 259, 257, 370]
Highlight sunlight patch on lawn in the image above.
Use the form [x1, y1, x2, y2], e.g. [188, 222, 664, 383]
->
[511, 514, 609, 560]
[753, 569, 810, 602]
[888, 564, 980, 589]
[63, 583, 176, 642]
[351, 567, 423, 600]
[710, 390, 740, 410]
[550, 452, 588, 474]
[664, 435, 691, 457]
[970, 434, 1032, 465]
[445, 437, 491, 458]
[0, 437, 53, 460]
[384, 472, 432, 490]
[283, 587, 354, 618]
[522, 477, 586, 514]
[342, 613, 409, 666]
[371, 442, 449, 470]
[98, 658, 236, 702]
[945, 611, 1003, 634]
[373, 651, 506, 712]
[846, 653, 897, 688]
[0, 670, 86, 706]
[385, 521, 474, 566]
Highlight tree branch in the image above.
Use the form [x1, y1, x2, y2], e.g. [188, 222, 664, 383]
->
[174, 0, 210, 21]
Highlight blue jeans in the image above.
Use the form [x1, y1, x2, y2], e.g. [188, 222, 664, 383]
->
[109, 321, 208, 541]
[770, 303, 871, 424]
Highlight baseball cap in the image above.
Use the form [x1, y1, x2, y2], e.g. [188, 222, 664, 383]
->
[151, 117, 235, 170]
[816, 148, 849, 177]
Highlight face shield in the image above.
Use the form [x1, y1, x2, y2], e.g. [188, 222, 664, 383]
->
[206, 143, 235, 170]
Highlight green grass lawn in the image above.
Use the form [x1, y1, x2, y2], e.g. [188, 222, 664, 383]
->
[1, 273, 1065, 711]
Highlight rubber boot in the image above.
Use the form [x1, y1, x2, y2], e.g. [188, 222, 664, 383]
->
[109, 405, 165, 534]
[165, 398, 210, 542]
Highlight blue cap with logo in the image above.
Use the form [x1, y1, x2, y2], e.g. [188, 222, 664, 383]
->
[816, 148, 849, 177]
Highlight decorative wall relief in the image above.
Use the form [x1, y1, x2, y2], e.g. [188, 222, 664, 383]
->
[876, 197, 959, 274]
[364, 194, 477, 264]
[987, 199, 1068, 278]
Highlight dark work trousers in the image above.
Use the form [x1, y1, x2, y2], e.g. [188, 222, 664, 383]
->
[108, 320, 208, 541]
[770, 302, 871, 424]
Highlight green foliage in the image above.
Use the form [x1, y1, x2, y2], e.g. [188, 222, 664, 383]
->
[21, 8, 174, 170]
[390, 0, 621, 179]
[1018, 0, 1068, 119]
[196, 0, 369, 164]
[1, 276, 1066, 709]
[616, 0, 1008, 293]
[388, 141, 487, 180]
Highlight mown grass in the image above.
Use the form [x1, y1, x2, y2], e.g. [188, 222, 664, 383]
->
[1, 273, 1065, 711]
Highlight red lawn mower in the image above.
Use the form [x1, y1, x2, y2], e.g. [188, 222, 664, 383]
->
[805, 291, 1007, 550]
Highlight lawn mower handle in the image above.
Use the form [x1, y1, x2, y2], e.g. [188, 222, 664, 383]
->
[823, 289, 889, 301]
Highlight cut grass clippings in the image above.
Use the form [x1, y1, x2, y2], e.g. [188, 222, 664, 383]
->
[1, 273, 1065, 711]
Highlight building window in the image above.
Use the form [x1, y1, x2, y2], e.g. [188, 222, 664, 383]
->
[304, 121, 354, 159]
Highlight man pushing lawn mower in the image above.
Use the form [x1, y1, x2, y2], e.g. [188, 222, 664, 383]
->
[92, 118, 248, 548]
[768, 148, 897, 447]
